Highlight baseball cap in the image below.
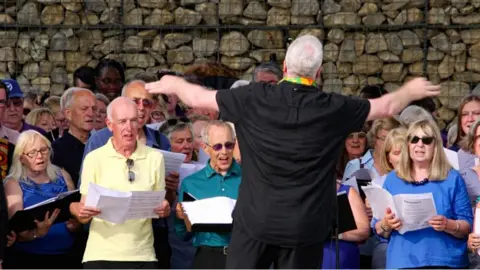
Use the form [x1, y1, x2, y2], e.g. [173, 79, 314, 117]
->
[2, 79, 23, 99]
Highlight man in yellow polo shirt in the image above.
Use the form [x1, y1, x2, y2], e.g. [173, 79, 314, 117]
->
[70, 97, 170, 269]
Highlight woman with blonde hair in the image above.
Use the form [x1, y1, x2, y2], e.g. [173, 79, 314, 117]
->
[3, 130, 80, 269]
[373, 120, 472, 269]
[25, 108, 58, 142]
[451, 94, 480, 151]
[44, 96, 68, 138]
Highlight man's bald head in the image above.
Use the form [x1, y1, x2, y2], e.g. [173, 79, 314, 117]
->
[107, 96, 137, 121]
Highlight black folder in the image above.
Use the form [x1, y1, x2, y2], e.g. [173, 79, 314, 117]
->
[182, 192, 233, 233]
[336, 191, 357, 234]
[8, 190, 81, 233]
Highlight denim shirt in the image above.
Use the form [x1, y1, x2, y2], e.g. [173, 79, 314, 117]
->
[175, 160, 241, 247]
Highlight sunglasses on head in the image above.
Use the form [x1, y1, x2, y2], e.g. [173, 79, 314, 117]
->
[410, 136, 434, 145]
[133, 98, 153, 108]
[206, 141, 235, 151]
[166, 117, 190, 127]
[126, 159, 135, 183]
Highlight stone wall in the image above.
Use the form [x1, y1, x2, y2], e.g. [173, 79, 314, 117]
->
[1, 0, 480, 126]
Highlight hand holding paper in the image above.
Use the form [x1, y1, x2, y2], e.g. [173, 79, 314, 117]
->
[383, 207, 402, 232]
[154, 200, 170, 218]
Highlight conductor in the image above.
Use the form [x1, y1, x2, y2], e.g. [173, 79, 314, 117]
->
[146, 34, 440, 268]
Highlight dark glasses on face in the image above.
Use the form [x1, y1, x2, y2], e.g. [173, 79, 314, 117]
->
[410, 136, 434, 145]
[133, 98, 153, 108]
[126, 159, 135, 183]
[9, 98, 23, 108]
[206, 141, 235, 151]
[166, 117, 190, 126]
[347, 132, 367, 139]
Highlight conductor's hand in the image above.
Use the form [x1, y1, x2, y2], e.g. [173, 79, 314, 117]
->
[154, 200, 170, 218]
[401, 77, 440, 100]
[383, 207, 402, 231]
[146, 75, 183, 95]
[35, 209, 61, 238]
[166, 172, 180, 192]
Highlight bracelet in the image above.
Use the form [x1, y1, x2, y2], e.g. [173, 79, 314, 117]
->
[381, 222, 391, 233]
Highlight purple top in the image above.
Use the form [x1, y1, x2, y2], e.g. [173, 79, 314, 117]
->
[20, 121, 47, 135]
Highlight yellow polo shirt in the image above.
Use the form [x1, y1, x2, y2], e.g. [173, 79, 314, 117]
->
[80, 138, 165, 263]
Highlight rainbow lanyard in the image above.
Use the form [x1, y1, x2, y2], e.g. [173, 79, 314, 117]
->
[279, 76, 318, 87]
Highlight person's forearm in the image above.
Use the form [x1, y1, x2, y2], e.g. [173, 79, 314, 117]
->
[69, 202, 91, 224]
[175, 79, 209, 108]
[445, 219, 470, 238]
[375, 220, 392, 238]
[342, 228, 370, 242]
[166, 190, 176, 206]
[380, 88, 412, 116]
[17, 230, 36, 242]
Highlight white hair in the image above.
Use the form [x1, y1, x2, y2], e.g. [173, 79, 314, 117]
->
[284, 35, 323, 79]
[399, 105, 435, 126]
[106, 97, 137, 121]
[60, 87, 92, 110]
[201, 120, 236, 144]
[121, 80, 146, 96]
[230, 80, 250, 89]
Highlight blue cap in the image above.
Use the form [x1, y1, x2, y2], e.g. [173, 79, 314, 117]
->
[2, 79, 23, 99]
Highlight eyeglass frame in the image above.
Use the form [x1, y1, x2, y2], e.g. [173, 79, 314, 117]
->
[126, 159, 135, 183]
[23, 146, 51, 158]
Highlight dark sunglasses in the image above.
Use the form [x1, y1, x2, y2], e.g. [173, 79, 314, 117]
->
[9, 98, 22, 108]
[126, 159, 135, 183]
[133, 98, 154, 108]
[166, 117, 190, 127]
[206, 141, 235, 151]
[410, 136, 434, 145]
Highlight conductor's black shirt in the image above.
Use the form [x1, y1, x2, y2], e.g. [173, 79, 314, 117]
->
[216, 81, 371, 247]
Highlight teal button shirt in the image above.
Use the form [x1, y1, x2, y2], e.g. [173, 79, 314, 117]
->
[175, 160, 242, 247]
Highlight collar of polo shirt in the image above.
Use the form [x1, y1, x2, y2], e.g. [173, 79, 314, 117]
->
[104, 138, 148, 160]
[204, 159, 241, 178]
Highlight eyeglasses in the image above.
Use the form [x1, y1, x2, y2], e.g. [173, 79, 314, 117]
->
[24, 146, 50, 158]
[410, 136, 434, 145]
[206, 141, 235, 151]
[126, 159, 135, 183]
[151, 111, 165, 119]
[8, 98, 23, 108]
[347, 132, 367, 139]
[133, 98, 154, 108]
[165, 117, 190, 127]
[0, 99, 8, 108]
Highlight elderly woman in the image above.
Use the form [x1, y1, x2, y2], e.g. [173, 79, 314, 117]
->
[451, 95, 480, 151]
[3, 130, 79, 269]
[373, 120, 472, 269]
[94, 93, 109, 131]
[337, 125, 369, 180]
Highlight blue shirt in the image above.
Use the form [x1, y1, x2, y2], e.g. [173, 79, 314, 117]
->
[372, 169, 472, 269]
[342, 150, 380, 182]
[175, 160, 241, 247]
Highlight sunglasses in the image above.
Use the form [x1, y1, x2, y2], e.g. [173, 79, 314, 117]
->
[410, 136, 434, 145]
[133, 98, 154, 108]
[9, 98, 22, 108]
[126, 159, 135, 183]
[166, 117, 190, 127]
[347, 132, 367, 139]
[206, 141, 235, 151]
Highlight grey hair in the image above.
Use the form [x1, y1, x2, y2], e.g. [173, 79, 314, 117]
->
[399, 105, 435, 126]
[253, 62, 283, 82]
[95, 93, 110, 106]
[447, 124, 458, 148]
[106, 97, 136, 121]
[60, 87, 92, 110]
[230, 80, 250, 89]
[201, 120, 236, 144]
[121, 80, 146, 96]
[161, 122, 194, 141]
[284, 35, 323, 79]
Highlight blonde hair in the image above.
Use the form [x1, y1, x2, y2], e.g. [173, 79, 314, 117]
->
[455, 94, 480, 146]
[396, 120, 451, 182]
[7, 130, 59, 183]
[43, 96, 61, 114]
[367, 117, 401, 148]
[380, 127, 407, 175]
[464, 119, 480, 154]
[25, 108, 55, 128]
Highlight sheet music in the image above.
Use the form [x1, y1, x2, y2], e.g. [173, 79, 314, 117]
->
[362, 186, 437, 234]
[24, 189, 79, 210]
[85, 183, 166, 224]
[178, 163, 206, 192]
[159, 150, 186, 174]
[444, 148, 459, 170]
[181, 196, 236, 225]
[343, 176, 359, 194]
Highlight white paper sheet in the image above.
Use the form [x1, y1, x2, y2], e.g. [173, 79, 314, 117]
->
[159, 150, 186, 174]
[362, 185, 437, 234]
[181, 196, 236, 225]
[85, 183, 166, 224]
[178, 163, 206, 192]
[371, 175, 387, 187]
[343, 176, 360, 194]
[24, 189, 79, 210]
[475, 208, 480, 256]
[444, 148, 459, 170]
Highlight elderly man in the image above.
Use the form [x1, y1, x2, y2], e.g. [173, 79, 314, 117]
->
[53, 88, 96, 186]
[146, 34, 440, 268]
[80, 79, 175, 269]
[71, 97, 170, 269]
[175, 120, 241, 269]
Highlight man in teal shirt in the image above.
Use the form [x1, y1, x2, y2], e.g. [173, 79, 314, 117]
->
[175, 120, 241, 269]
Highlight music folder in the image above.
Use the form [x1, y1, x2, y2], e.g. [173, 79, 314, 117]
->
[181, 193, 234, 233]
[8, 190, 81, 233]
[336, 190, 357, 234]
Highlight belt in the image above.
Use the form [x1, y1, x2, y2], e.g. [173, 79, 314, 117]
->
[198, 246, 228, 255]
